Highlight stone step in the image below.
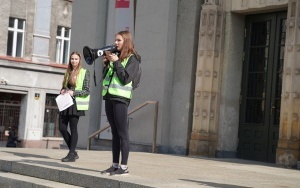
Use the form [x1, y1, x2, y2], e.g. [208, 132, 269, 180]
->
[0, 171, 82, 188]
[0, 159, 154, 188]
[1, 148, 300, 188]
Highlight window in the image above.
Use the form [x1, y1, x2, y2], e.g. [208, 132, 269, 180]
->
[55, 26, 71, 64]
[43, 94, 61, 137]
[7, 17, 25, 57]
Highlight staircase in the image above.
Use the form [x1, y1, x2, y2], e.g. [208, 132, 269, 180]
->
[0, 148, 154, 188]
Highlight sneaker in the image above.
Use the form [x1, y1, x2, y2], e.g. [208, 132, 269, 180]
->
[101, 166, 118, 174]
[75, 151, 79, 159]
[61, 152, 76, 162]
[110, 167, 129, 176]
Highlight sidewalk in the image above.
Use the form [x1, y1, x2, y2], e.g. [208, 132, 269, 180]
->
[0, 148, 300, 188]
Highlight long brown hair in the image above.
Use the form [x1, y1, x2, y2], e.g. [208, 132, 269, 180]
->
[62, 51, 82, 88]
[117, 30, 138, 62]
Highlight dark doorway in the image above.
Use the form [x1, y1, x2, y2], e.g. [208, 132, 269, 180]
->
[237, 12, 287, 162]
[0, 92, 22, 146]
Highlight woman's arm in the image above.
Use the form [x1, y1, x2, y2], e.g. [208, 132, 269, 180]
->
[113, 55, 139, 85]
[74, 69, 90, 97]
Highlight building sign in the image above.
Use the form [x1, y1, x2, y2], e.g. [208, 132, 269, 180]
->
[115, 0, 130, 8]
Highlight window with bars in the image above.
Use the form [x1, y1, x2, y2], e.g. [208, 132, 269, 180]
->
[7, 17, 25, 57]
[55, 26, 71, 64]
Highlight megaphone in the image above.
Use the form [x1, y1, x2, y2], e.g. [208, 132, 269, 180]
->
[83, 45, 117, 65]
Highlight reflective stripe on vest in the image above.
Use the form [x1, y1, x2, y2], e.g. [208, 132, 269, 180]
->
[75, 69, 90, 110]
[102, 55, 133, 99]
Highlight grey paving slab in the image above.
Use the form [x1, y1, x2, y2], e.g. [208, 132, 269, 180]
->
[0, 148, 299, 188]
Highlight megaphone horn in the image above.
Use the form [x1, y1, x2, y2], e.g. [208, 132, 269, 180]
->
[83, 45, 117, 65]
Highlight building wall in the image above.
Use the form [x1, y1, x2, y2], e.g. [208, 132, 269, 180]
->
[70, 0, 204, 153]
[217, 11, 244, 157]
[190, 0, 298, 168]
[69, 0, 109, 149]
[71, 0, 296, 165]
[9, 0, 36, 60]
[168, 0, 202, 154]
[220, 0, 290, 159]
[50, 0, 73, 63]
[133, 0, 179, 152]
[0, 0, 11, 55]
[0, 0, 71, 149]
[230, 0, 288, 13]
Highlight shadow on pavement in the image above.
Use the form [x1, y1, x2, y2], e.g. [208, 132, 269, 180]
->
[180, 179, 251, 188]
[1, 151, 100, 173]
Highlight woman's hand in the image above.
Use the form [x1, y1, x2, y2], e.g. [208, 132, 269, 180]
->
[105, 53, 119, 62]
[102, 56, 107, 62]
[60, 89, 67, 94]
[102, 57, 109, 67]
[68, 90, 74, 97]
[61, 89, 73, 96]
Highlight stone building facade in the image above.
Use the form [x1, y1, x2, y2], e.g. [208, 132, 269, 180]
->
[71, 0, 299, 168]
[189, 0, 299, 168]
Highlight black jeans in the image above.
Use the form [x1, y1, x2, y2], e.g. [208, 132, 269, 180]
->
[59, 115, 79, 153]
[105, 100, 129, 165]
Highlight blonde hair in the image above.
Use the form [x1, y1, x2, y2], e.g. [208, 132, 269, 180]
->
[62, 51, 82, 88]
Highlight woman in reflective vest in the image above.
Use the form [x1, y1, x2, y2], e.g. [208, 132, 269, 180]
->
[59, 51, 90, 162]
[102, 55, 133, 99]
[100, 30, 140, 176]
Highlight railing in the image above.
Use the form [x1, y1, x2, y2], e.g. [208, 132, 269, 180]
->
[87, 100, 159, 153]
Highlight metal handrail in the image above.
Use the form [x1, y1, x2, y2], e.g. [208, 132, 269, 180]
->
[87, 100, 159, 153]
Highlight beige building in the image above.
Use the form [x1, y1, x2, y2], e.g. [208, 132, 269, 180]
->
[1, 0, 299, 169]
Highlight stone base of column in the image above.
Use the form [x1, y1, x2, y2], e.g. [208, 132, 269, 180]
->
[188, 132, 217, 157]
[276, 139, 300, 168]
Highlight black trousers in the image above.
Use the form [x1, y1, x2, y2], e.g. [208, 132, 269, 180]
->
[105, 100, 129, 165]
[59, 115, 79, 153]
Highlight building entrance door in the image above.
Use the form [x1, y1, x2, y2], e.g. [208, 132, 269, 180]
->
[237, 12, 287, 162]
[0, 93, 22, 147]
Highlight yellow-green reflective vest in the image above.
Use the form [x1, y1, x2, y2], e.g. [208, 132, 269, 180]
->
[102, 55, 133, 99]
[64, 68, 90, 110]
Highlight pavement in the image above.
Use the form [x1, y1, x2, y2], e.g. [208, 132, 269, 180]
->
[0, 147, 300, 188]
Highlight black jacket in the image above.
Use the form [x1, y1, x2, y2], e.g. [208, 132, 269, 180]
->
[103, 54, 140, 105]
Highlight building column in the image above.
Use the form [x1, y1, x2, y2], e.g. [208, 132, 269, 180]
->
[276, 0, 300, 168]
[189, 0, 225, 157]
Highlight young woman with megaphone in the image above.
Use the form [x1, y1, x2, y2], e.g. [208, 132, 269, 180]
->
[100, 30, 141, 176]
